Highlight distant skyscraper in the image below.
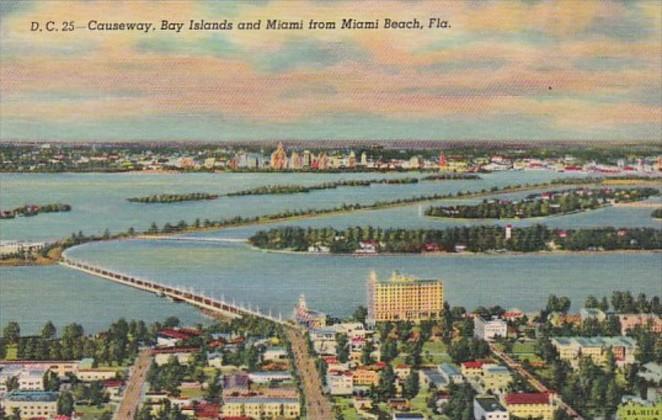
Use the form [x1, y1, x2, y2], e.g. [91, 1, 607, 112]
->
[439, 151, 448, 169]
[270, 142, 287, 170]
[303, 150, 313, 167]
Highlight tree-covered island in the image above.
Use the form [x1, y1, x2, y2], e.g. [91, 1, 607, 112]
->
[425, 187, 659, 219]
[0, 203, 72, 219]
[127, 192, 219, 204]
[249, 225, 662, 254]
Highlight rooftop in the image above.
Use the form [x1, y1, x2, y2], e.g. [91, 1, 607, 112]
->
[5, 391, 58, 402]
[505, 392, 551, 406]
[475, 395, 507, 412]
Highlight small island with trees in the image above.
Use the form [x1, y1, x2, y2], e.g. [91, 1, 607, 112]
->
[227, 177, 420, 196]
[127, 192, 219, 204]
[0, 203, 72, 219]
[425, 187, 659, 219]
[653, 208, 662, 219]
[249, 225, 662, 254]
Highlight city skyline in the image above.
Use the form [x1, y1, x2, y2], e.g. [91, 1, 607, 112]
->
[1, 0, 661, 142]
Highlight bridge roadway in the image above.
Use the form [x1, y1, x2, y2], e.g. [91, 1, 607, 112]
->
[59, 256, 284, 324]
[134, 235, 247, 243]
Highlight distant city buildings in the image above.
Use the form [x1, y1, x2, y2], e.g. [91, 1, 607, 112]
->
[367, 271, 444, 323]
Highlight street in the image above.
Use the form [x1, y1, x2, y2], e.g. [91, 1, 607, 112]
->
[285, 327, 334, 420]
[115, 349, 152, 420]
[489, 343, 583, 419]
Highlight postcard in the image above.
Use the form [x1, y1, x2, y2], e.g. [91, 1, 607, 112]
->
[0, 1, 660, 419]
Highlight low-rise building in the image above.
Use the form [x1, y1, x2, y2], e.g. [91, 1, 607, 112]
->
[1, 391, 58, 418]
[152, 347, 197, 366]
[579, 308, 607, 322]
[439, 363, 463, 384]
[353, 366, 381, 387]
[326, 371, 353, 396]
[618, 314, 662, 335]
[550, 336, 637, 367]
[78, 368, 119, 381]
[262, 346, 288, 362]
[481, 365, 512, 394]
[222, 396, 300, 419]
[474, 395, 509, 420]
[248, 371, 293, 384]
[474, 317, 508, 341]
[504, 392, 555, 420]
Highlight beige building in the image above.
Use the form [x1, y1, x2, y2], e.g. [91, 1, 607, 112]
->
[222, 396, 300, 418]
[1, 391, 58, 419]
[367, 271, 444, 323]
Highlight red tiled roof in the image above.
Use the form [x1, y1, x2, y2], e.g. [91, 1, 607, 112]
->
[505, 392, 551, 405]
[195, 403, 220, 417]
[158, 328, 197, 340]
[151, 346, 199, 354]
[462, 361, 483, 369]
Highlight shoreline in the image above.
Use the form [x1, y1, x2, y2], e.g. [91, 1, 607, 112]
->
[249, 245, 662, 259]
[1, 180, 660, 267]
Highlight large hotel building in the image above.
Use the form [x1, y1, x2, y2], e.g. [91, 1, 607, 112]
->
[367, 271, 444, 323]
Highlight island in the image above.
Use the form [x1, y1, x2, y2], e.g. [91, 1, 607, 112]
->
[249, 225, 662, 254]
[653, 208, 662, 219]
[127, 192, 219, 204]
[227, 177, 419, 196]
[0, 203, 72, 219]
[425, 187, 659, 219]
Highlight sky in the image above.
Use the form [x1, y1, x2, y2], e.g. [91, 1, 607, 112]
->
[0, 0, 660, 143]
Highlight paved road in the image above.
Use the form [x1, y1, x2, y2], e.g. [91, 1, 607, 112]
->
[285, 327, 334, 420]
[489, 343, 583, 419]
[115, 349, 152, 420]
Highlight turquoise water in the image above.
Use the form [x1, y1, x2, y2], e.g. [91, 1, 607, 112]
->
[0, 266, 206, 335]
[1, 171, 660, 335]
[66, 239, 662, 322]
[0, 171, 579, 241]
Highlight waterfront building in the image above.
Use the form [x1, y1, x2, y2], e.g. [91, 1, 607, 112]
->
[1, 391, 58, 418]
[550, 336, 637, 367]
[366, 271, 444, 323]
[503, 392, 555, 420]
[222, 396, 300, 418]
[473, 395, 509, 420]
[302, 150, 313, 167]
[474, 317, 508, 341]
[293, 294, 327, 329]
[618, 313, 662, 335]
[289, 151, 303, 169]
[579, 307, 607, 322]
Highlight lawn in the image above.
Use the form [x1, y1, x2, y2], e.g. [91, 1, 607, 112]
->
[512, 341, 536, 354]
[4, 345, 17, 360]
[75, 404, 113, 420]
[332, 396, 361, 419]
[422, 340, 451, 364]
[410, 386, 437, 418]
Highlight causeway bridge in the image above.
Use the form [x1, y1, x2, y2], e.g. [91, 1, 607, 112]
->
[134, 235, 247, 243]
[60, 255, 286, 325]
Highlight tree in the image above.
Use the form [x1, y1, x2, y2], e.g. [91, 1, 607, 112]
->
[376, 364, 396, 401]
[403, 370, 420, 399]
[6, 376, 19, 392]
[3, 322, 20, 344]
[336, 333, 349, 363]
[57, 391, 75, 416]
[41, 321, 56, 340]
[352, 306, 368, 323]
[43, 371, 60, 392]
